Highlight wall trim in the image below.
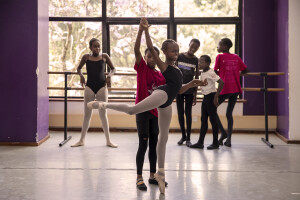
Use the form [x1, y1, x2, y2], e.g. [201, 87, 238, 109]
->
[49, 127, 275, 134]
[0, 134, 50, 146]
[275, 131, 300, 144]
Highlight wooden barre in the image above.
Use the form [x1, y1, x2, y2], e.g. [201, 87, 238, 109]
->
[47, 87, 137, 91]
[242, 72, 285, 76]
[242, 88, 285, 92]
[48, 72, 137, 76]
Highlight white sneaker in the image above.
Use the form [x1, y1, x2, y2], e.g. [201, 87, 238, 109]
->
[87, 101, 106, 109]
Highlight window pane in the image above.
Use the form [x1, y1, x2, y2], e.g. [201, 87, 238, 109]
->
[49, 0, 102, 17]
[49, 21, 102, 96]
[175, 0, 239, 17]
[109, 25, 167, 92]
[177, 25, 236, 68]
[107, 0, 169, 17]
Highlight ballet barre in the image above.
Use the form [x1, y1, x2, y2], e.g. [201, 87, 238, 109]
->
[241, 72, 285, 148]
[48, 71, 138, 146]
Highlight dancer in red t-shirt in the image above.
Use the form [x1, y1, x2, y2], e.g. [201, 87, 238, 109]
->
[214, 38, 248, 147]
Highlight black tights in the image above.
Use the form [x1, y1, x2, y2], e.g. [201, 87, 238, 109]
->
[216, 93, 239, 142]
[176, 94, 193, 141]
[198, 92, 219, 145]
[136, 112, 158, 175]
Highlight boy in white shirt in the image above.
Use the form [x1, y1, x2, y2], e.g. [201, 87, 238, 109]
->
[190, 55, 224, 150]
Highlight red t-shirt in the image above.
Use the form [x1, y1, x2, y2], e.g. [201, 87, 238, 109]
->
[134, 58, 166, 117]
[214, 53, 247, 95]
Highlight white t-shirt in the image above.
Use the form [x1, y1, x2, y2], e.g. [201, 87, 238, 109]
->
[200, 68, 220, 95]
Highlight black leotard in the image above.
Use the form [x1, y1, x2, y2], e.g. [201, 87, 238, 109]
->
[86, 60, 106, 94]
[157, 65, 183, 108]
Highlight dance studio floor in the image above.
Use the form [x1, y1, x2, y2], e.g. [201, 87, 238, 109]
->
[0, 132, 300, 200]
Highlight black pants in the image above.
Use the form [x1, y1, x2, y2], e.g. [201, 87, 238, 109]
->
[136, 111, 159, 175]
[216, 93, 239, 142]
[176, 93, 194, 141]
[198, 92, 219, 145]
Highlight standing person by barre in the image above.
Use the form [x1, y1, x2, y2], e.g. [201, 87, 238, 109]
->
[190, 55, 224, 150]
[87, 18, 207, 194]
[71, 38, 117, 148]
[214, 38, 248, 147]
[176, 38, 200, 147]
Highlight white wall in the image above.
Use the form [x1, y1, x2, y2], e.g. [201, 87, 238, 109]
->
[288, 0, 300, 140]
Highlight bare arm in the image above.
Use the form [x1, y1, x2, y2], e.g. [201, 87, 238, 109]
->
[179, 79, 207, 94]
[192, 62, 200, 106]
[77, 54, 88, 87]
[241, 68, 248, 75]
[142, 19, 168, 72]
[134, 28, 143, 66]
[103, 53, 116, 77]
[213, 78, 224, 107]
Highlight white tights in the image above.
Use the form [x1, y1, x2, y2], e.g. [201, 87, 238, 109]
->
[71, 86, 117, 147]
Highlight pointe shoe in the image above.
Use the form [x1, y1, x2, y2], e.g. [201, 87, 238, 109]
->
[87, 101, 106, 109]
[154, 173, 166, 194]
[71, 141, 84, 147]
[106, 141, 118, 148]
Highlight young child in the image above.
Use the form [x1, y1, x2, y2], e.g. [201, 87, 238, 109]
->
[176, 38, 200, 147]
[71, 38, 117, 148]
[190, 55, 224, 150]
[87, 18, 207, 194]
[214, 38, 248, 147]
[133, 23, 166, 191]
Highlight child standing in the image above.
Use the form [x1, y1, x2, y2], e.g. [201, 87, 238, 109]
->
[190, 55, 224, 150]
[176, 39, 200, 147]
[214, 38, 248, 147]
[71, 38, 117, 148]
[133, 23, 166, 191]
[87, 18, 207, 194]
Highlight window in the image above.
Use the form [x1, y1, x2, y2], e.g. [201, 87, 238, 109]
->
[49, 0, 242, 99]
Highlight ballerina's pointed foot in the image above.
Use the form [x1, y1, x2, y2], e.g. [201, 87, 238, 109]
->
[87, 101, 106, 110]
[106, 141, 118, 148]
[71, 141, 84, 147]
[154, 173, 166, 194]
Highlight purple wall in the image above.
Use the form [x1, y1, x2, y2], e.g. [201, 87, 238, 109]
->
[275, 0, 289, 138]
[243, 0, 277, 115]
[0, 0, 49, 143]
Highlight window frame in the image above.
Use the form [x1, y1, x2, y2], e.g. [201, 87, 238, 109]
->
[49, 0, 243, 99]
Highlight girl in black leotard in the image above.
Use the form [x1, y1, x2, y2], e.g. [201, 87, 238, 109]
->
[87, 19, 207, 194]
[71, 38, 117, 148]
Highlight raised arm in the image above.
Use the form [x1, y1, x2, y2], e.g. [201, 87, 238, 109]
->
[134, 25, 143, 66]
[142, 18, 168, 72]
[77, 54, 88, 87]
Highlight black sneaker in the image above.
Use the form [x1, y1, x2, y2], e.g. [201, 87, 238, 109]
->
[207, 144, 219, 150]
[189, 143, 204, 149]
[218, 134, 228, 145]
[148, 177, 168, 187]
[186, 140, 192, 147]
[177, 138, 186, 145]
[224, 140, 232, 147]
[136, 179, 147, 191]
